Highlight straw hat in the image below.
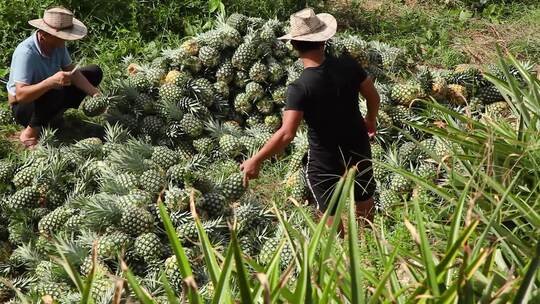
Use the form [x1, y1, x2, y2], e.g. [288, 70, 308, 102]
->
[278, 8, 337, 42]
[28, 7, 87, 41]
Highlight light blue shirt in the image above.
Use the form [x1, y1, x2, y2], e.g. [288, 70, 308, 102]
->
[7, 31, 72, 96]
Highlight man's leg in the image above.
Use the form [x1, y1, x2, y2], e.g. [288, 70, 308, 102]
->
[356, 197, 375, 227]
[64, 64, 103, 109]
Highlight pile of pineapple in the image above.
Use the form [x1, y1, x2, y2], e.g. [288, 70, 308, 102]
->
[0, 11, 535, 302]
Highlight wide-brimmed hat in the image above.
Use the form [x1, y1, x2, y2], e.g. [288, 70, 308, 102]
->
[278, 8, 337, 42]
[28, 7, 87, 41]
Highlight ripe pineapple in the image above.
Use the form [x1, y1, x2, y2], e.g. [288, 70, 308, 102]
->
[134, 232, 163, 262]
[484, 101, 510, 119]
[447, 84, 468, 106]
[181, 38, 200, 56]
[82, 95, 109, 117]
[8, 186, 40, 209]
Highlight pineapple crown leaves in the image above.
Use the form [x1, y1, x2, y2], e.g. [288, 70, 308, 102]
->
[103, 122, 131, 144]
[9, 243, 43, 268]
[157, 98, 185, 122]
[77, 194, 123, 229]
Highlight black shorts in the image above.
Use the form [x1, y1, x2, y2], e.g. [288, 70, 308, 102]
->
[304, 145, 375, 215]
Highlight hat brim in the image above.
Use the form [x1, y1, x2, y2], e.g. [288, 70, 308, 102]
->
[28, 17, 87, 41]
[278, 13, 337, 42]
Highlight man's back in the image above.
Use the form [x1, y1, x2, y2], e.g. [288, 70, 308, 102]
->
[286, 55, 369, 149]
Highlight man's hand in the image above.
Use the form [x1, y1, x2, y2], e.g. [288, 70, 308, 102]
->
[91, 89, 102, 97]
[48, 71, 72, 89]
[240, 157, 262, 187]
[364, 116, 377, 139]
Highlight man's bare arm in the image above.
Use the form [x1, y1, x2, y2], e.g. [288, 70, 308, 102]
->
[12, 70, 72, 104]
[64, 64, 100, 97]
[359, 77, 380, 120]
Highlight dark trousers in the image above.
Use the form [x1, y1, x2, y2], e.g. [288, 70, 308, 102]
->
[11, 65, 103, 128]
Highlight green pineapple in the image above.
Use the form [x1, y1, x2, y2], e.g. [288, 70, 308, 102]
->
[388, 173, 412, 193]
[415, 160, 438, 181]
[35, 281, 71, 302]
[213, 80, 230, 99]
[134, 232, 163, 262]
[264, 114, 281, 130]
[8, 186, 40, 209]
[197, 29, 222, 50]
[182, 56, 203, 73]
[13, 166, 38, 189]
[120, 204, 154, 236]
[272, 40, 289, 59]
[151, 146, 179, 170]
[477, 84, 503, 104]
[217, 22, 242, 48]
[198, 45, 220, 67]
[139, 169, 166, 194]
[193, 137, 216, 155]
[268, 60, 285, 83]
[226, 13, 248, 34]
[232, 36, 257, 71]
[234, 92, 253, 113]
[245, 81, 265, 101]
[256, 98, 274, 115]
[342, 35, 369, 66]
[272, 86, 287, 104]
[377, 189, 400, 209]
[190, 78, 215, 107]
[38, 206, 74, 236]
[258, 234, 294, 269]
[179, 113, 204, 137]
[164, 255, 183, 293]
[216, 60, 235, 83]
[163, 186, 190, 211]
[130, 72, 151, 92]
[199, 192, 226, 218]
[390, 83, 423, 106]
[159, 83, 185, 104]
[97, 230, 132, 259]
[416, 67, 434, 94]
[484, 101, 510, 119]
[176, 218, 222, 243]
[398, 141, 420, 163]
[249, 62, 269, 83]
[82, 95, 109, 117]
[219, 172, 245, 201]
[0, 108, 13, 125]
[234, 70, 249, 88]
[219, 134, 244, 158]
[141, 115, 165, 137]
[0, 161, 15, 184]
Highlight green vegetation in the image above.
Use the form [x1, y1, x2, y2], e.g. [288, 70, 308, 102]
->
[0, 0, 539, 302]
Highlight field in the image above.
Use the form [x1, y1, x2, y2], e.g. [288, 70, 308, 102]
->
[0, 0, 539, 303]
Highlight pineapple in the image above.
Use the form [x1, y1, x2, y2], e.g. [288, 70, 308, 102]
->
[141, 115, 165, 138]
[234, 93, 252, 113]
[182, 56, 203, 73]
[97, 230, 132, 259]
[484, 101, 510, 119]
[82, 95, 109, 117]
[199, 192, 226, 218]
[256, 98, 274, 114]
[226, 13, 248, 34]
[130, 72, 151, 92]
[181, 38, 200, 56]
[35, 281, 71, 303]
[139, 169, 166, 194]
[447, 84, 468, 106]
[232, 36, 257, 70]
[249, 62, 269, 83]
[388, 173, 411, 193]
[8, 186, 40, 209]
[398, 141, 420, 163]
[477, 84, 503, 104]
[179, 113, 204, 137]
[120, 204, 154, 236]
[198, 46, 220, 68]
[272, 86, 287, 104]
[234, 70, 250, 88]
[216, 60, 235, 83]
[264, 115, 281, 130]
[159, 83, 185, 104]
[38, 206, 74, 236]
[134, 92, 155, 114]
[0, 108, 13, 125]
[219, 134, 244, 157]
[377, 189, 401, 209]
[258, 234, 294, 269]
[213, 80, 230, 99]
[134, 232, 163, 262]
[287, 169, 307, 202]
[219, 172, 246, 201]
[151, 146, 179, 170]
[164, 255, 183, 293]
[193, 137, 216, 155]
[245, 82, 265, 101]
[342, 35, 369, 66]
[0, 161, 15, 184]
[390, 83, 422, 106]
[13, 166, 38, 189]
[190, 78, 215, 107]
[416, 67, 434, 94]
[217, 23, 242, 48]
[268, 60, 286, 83]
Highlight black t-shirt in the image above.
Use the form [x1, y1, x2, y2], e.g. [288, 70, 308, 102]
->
[285, 55, 369, 151]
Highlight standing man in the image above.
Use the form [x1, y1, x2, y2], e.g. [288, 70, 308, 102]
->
[241, 8, 380, 226]
[7, 7, 103, 148]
